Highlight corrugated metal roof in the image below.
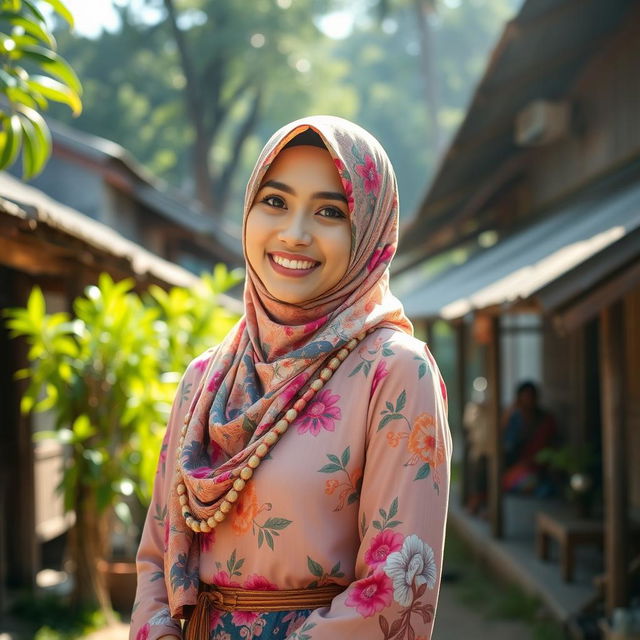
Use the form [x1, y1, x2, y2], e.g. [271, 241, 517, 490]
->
[393, 169, 640, 319]
[398, 0, 637, 260]
[0, 171, 243, 312]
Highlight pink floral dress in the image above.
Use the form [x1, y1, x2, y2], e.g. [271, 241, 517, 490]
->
[131, 327, 452, 640]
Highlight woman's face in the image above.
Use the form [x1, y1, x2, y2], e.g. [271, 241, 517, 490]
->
[245, 144, 351, 305]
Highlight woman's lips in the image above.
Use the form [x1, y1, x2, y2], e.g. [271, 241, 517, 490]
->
[267, 253, 320, 278]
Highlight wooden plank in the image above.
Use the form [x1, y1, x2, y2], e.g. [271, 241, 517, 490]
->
[456, 320, 469, 506]
[487, 315, 503, 538]
[599, 301, 628, 613]
[554, 259, 640, 333]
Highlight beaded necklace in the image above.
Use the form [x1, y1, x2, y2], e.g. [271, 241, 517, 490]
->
[175, 329, 373, 534]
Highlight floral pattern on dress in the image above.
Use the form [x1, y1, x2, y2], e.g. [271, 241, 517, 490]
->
[293, 389, 341, 436]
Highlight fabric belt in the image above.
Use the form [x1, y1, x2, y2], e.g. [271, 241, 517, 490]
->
[184, 583, 344, 640]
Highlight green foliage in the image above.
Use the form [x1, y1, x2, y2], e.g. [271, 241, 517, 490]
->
[535, 443, 597, 476]
[2, 267, 242, 526]
[0, 0, 82, 178]
[10, 590, 115, 640]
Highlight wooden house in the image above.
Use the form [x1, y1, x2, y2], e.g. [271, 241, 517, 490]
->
[394, 0, 640, 629]
[0, 123, 243, 618]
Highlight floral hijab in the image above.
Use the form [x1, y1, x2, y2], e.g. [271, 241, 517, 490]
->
[166, 115, 413, 618]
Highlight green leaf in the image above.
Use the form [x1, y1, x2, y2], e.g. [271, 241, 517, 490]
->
[418, 363, 427, 379]
[2, 14, 56, 48]
[341, 446, 350, 467]
[263, 517, 292, 530]
[385, 401, 394, 412]
[26, 75, 82, 115]
[382, 348, 394, 357]
[377, 413, 400, 431]
[257, 529, 264, 548]
[388, 497, 398, 519]
[318, 463, 342, 474]
[242, 415, 256, 434]
[386, 520, 402, 528]
[264, 529, 274, 551]
[348, 361, 363, 377]
[38, 0, 74, 27]
[395, 390, 406, 412]
[22, 0, 47, 24]
[329, 561, 343, 577]
[0, 113, 22, 170]
[18, 110, 47, 179]
[326, 453, 340, 465]
[14, 45, 82, 95]
[307, 556, 323, 577]
[347, 492, 359, 505]
[415, 463, 431, 480]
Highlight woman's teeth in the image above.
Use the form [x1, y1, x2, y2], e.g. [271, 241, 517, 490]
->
[272, 255, 317, 270]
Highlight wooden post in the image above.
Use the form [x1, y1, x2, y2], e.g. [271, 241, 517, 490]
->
[487, 315, 503, 538]
[455, 320, 469, 506]
[3, 271, 38, 591]
[599, 301, 628, 613]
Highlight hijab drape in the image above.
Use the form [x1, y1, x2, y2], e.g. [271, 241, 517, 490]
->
[166, 115, 412, 618]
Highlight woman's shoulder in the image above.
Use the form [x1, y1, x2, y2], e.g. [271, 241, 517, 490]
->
[364, 327, 432, 365]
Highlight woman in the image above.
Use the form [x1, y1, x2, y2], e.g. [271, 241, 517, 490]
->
[131, 115, 452, 640]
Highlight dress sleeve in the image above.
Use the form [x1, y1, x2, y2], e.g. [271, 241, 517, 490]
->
[129, 355, 208, 640]
[286, 341, 452, 640]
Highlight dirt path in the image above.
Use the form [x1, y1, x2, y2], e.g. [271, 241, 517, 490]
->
[433, 584, 534, 640]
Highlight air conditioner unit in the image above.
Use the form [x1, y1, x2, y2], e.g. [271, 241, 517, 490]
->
[515, 100, 571, 147]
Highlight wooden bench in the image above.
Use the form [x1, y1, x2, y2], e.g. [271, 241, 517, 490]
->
[535, 510, 604, 582]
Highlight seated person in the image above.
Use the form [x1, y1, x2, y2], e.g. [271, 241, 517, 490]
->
[502, 380, 557, 496]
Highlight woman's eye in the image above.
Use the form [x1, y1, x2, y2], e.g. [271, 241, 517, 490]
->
[263, 195, 286, 208]
[317, 206, 346, 219]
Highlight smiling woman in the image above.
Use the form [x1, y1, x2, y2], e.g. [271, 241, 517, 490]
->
[131, 115, 451, 640]
[245, 141, 351, 308]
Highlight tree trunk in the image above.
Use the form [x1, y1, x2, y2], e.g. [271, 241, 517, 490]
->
[68, 485, 115, 624]
[413, 0, 443, 156]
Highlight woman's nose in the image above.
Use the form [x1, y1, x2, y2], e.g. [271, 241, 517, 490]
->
[277, 211, 312, 246]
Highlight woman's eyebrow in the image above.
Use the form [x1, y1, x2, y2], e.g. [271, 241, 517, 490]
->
[313, 191, 348, 204]
[259, 180, 348, 205]
[260, 179, 295, 194]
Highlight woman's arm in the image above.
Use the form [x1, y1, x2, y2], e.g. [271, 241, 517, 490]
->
[285, 340, 452, 640]
[129, 353, 210, 640]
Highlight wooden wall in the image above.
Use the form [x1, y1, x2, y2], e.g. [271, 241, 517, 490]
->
[625, 284, 640, 512]
[528, 5, 640, 209]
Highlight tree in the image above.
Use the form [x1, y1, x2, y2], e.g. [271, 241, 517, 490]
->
[52, 0, 350, 221]
[0, 0, 82, 178]
[3, 266, 242, 617]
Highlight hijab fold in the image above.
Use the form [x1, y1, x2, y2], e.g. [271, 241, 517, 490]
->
[166, 116, 412, 618]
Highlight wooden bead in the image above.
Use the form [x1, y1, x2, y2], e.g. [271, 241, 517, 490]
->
[233, 478, 246, 492]
[302, 389, 315, 402]
[274, 421, 289, 435]
[247, 455, 261, 469]
[177, 483, 186, 495]
[264, 432, 278, 446]
[285, 408, 298, 422]
[200, 521, 211, 533]
[310, 379, 324, 392]
[213, 510, 226, 523]
[256, 443, 269, 458]
[207, 517, 218, 529]
[219, 500, 232, 514]
[240, 467, 254, 480]
[293, 399, 306, 412]
[357, 332, 367, 342]
[226, 489, 239, 503]
[182, 508, 190, 518]
[191, 520, 201, 532]
[337, 348, 349, 360]
[328, 357, 341, 370]
[347, 339, 358, 350]
[319, 368, 332, 381]
[185, 517, 194, 529]
[179, 494, 187, 506]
